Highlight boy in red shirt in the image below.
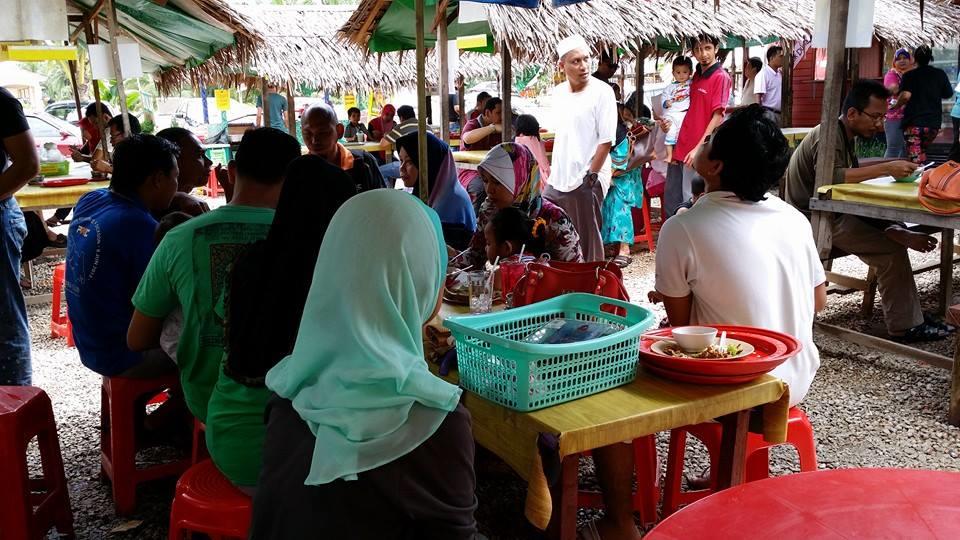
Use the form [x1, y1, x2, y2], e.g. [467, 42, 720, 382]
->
[664, 34, 732, 217]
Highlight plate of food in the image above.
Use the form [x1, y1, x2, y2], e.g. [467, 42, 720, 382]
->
[639, 325, 801, 383]
[650, 338, 754, 360]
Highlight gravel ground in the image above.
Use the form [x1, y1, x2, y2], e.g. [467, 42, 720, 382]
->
[23, 225, 960, 539]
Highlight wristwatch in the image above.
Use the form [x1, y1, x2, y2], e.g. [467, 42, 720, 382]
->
[584, 171, 599, 185]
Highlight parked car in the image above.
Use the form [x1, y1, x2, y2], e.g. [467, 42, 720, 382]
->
[44, 100, 90, 126]
[26, 112, 82, 158]
[155, 97, 257, 142]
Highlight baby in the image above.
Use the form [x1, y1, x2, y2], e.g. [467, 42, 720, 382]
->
[675, 176, 706, 215]
[662, 56, 694, 163]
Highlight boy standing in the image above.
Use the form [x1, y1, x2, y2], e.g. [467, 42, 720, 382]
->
[665, 34, 732, 217]
[662, 57, 693, 163]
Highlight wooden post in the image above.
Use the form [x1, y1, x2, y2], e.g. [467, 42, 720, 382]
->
[105, 0, 131, 136]
[286, 79, 296, 135]
[501, 46, 513, 142]
[82, 21, 110, 160]
[415, 0, 429, 202]
[848, 48, 860, 83]
[438, 11, 450, 144]
[810, 0, 851, 259]
[781, 40, 794, 127]
[68, 60, 84, 124]
[260, 78, 271, 130]
[458, 72, 466, 128]
[741, 38, 749, 91]
[634, 44, 644, 118]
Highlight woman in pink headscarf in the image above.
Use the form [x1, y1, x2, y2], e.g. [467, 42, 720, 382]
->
[367, 104, 397, 142]
[456, 143, 583, 269]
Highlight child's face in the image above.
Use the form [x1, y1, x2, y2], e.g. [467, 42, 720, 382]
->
[673, 65, 692, 83]
[483, 222, 513, 264]
[349, 112, 361, 124]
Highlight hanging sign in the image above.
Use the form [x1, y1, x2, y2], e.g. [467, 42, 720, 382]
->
[89, 41, 144, 80]
[812, 0, 876, 49]
[344, 94, 357, 109]
[215, 89, 230, 111]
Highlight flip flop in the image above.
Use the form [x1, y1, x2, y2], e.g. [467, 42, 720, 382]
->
[893, 321, 951, 343]
[613, 254, 633, 268]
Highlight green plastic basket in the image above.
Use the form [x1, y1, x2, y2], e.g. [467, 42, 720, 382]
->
[444, 293, 655, 412]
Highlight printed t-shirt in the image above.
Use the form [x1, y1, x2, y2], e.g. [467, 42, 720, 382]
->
[65, 189, 157, 375]
[549, 76, 618, 193]
[673, 63, 733, 163]
[655, 191, 825, 406]
[132, 205, 274, 421]
[256, 93, 288, 133]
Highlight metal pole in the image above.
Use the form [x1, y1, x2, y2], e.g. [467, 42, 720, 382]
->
[438, 11, 450, 144]
[105, 0, 131, 136]
[501, 46, 513, 142]
[810, 0, 850, 259]
[415, 0, 429, 202]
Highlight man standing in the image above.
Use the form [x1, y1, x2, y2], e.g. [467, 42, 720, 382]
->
[753, 45, 785, 124]
[666, 34, 732, 217]
[591, 50, 619, 84]
[256, 83, 288, 133]
[301, 104, 387, 194]
[0, 86, 38, 385]
[127, 128, 301, 422]
[785, 80, 949, 342]
[545, 35, 617, 262]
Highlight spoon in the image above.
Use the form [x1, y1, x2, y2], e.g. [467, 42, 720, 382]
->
[718, 330, 728, 350]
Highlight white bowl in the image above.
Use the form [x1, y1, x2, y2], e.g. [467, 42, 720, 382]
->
[671, 326, 718, 353]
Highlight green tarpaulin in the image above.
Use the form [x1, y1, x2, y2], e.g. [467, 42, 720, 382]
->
[369, 0, 494, 53]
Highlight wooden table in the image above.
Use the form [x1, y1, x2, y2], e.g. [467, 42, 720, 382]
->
[809, 182, 960, 424]
[14, 163, 102, 211]
[453, 149, 552, 171]
[432, 304, 790, 539]
[646, 468, 960, 539]
[781, 127, 813, 148]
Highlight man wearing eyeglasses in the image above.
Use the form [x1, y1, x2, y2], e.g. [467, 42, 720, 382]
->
[784, 80, 949, 343]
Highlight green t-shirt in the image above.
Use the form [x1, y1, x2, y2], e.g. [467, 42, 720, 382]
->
[132, 205, 275, 421]
[255, 92, 289, 133]
[206, 364, 272, 487]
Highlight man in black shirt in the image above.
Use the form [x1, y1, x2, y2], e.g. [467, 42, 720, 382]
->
[898, 45, 954, 164]
[0, 86, 39, 385]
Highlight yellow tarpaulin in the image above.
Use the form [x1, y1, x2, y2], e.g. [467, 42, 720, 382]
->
[427, 303, 790, 530]
[14, 181, 107, 211]
[817, 181, 957, 214]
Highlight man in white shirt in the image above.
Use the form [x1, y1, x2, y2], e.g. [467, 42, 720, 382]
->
[656, 104, 826, 407]
[545, 34, 618, 262]
[753, 45, 784, 124]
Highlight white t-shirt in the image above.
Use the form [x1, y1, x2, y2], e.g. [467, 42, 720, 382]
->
[654, 192, 825, 406]
[549, 77, 618, 193]
[753, 65, 782, 111]
[740, 78, 759, 106]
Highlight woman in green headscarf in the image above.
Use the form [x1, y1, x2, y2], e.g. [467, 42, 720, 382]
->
[250, 189, 478, 539]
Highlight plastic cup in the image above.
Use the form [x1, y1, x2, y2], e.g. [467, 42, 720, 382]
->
[499, 255, 535, 298]
[467, 270, 493, 314]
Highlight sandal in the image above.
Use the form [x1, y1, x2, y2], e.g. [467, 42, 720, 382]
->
[45, 216, 61, 227]
[613, 254, 633, 268]
[893, 321, 951, 343]
[924, 313, 956, 333]
[47, 234, 67, 249]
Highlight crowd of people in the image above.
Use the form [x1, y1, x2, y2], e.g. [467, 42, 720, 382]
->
[2, 32, 960, 540]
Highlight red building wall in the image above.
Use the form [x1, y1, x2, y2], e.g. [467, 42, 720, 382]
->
[791, 39, 886, 127]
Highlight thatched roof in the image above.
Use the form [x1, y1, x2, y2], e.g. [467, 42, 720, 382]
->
[342, 0, 960, 63]
[67, 0, 261, 95]
[233, 4, 519, 93]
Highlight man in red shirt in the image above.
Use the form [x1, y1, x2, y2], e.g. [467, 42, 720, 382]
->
[665, 34, 732, 217]
[458, 97, 503, 210]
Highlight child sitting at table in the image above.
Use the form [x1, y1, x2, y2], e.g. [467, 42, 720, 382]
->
[483, 206, 547, 264]
[514, 114, 550, 182]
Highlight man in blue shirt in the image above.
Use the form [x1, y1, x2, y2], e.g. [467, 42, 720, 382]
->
[66, 135, 180, 377]
[256, 83, 289, 133]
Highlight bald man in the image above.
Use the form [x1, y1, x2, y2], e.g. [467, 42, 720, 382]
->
[301, 104, 387, 194]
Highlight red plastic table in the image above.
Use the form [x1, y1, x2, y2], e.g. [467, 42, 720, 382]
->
[646, 468, 960, 539]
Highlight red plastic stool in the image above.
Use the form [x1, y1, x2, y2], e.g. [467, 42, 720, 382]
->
[0, 387, 75, 539]
[168, 459, 251, 540]
[662, 406, 817, 516]
[101, 376, 191, 515]
[630, 195, 657, 253]
[204, 170, 223, 197]
[50, 263, 74, 347]
[577, 435, 660, 525]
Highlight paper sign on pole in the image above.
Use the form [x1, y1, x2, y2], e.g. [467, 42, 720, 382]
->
[89, 42, 144, 80]
[812, 0, 876, 48]
[215, 89, 230, 111]
[344, 94, 357, 109]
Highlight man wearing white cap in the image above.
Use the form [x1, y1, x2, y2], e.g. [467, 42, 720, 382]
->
[544, 34, 618, 263]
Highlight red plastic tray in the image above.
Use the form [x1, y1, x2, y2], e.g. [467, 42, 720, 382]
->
[39, 177, 90, 188]
[639, 325, 801, 383]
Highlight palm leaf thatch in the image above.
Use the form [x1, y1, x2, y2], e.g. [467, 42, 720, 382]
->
[234, 5, 522, 94]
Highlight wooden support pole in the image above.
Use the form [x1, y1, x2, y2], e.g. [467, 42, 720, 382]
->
[457, 72, 466, 129]
[105, 0, 131, 136]
[634, 43, 644, 118]
[415, 0, 429, 202]
[810, 0, 850, 259]
[438, 11, 450, 144]
[260, 78, 271, 130]
[286, 79, 296, 136]
[82, 21, 110, 160]
[781, 40, 794, 127]
[68, 60, 84, 124]
[501, 46, 513, 142]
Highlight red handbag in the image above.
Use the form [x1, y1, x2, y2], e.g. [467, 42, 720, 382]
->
[510, 261, 630, 312]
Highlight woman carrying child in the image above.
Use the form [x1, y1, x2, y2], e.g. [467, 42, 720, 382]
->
[456, 143, 583, 269]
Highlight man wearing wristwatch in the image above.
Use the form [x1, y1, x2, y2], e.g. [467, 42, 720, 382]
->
[458, 97, 504, 213]
[544, 35, 617, 262]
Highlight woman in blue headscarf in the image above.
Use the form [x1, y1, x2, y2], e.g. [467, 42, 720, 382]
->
[396, 131, 476, 249]
[250, 189, 478, 539]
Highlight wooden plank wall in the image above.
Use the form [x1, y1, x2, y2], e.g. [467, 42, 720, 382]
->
[791, 38, 885, 127]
